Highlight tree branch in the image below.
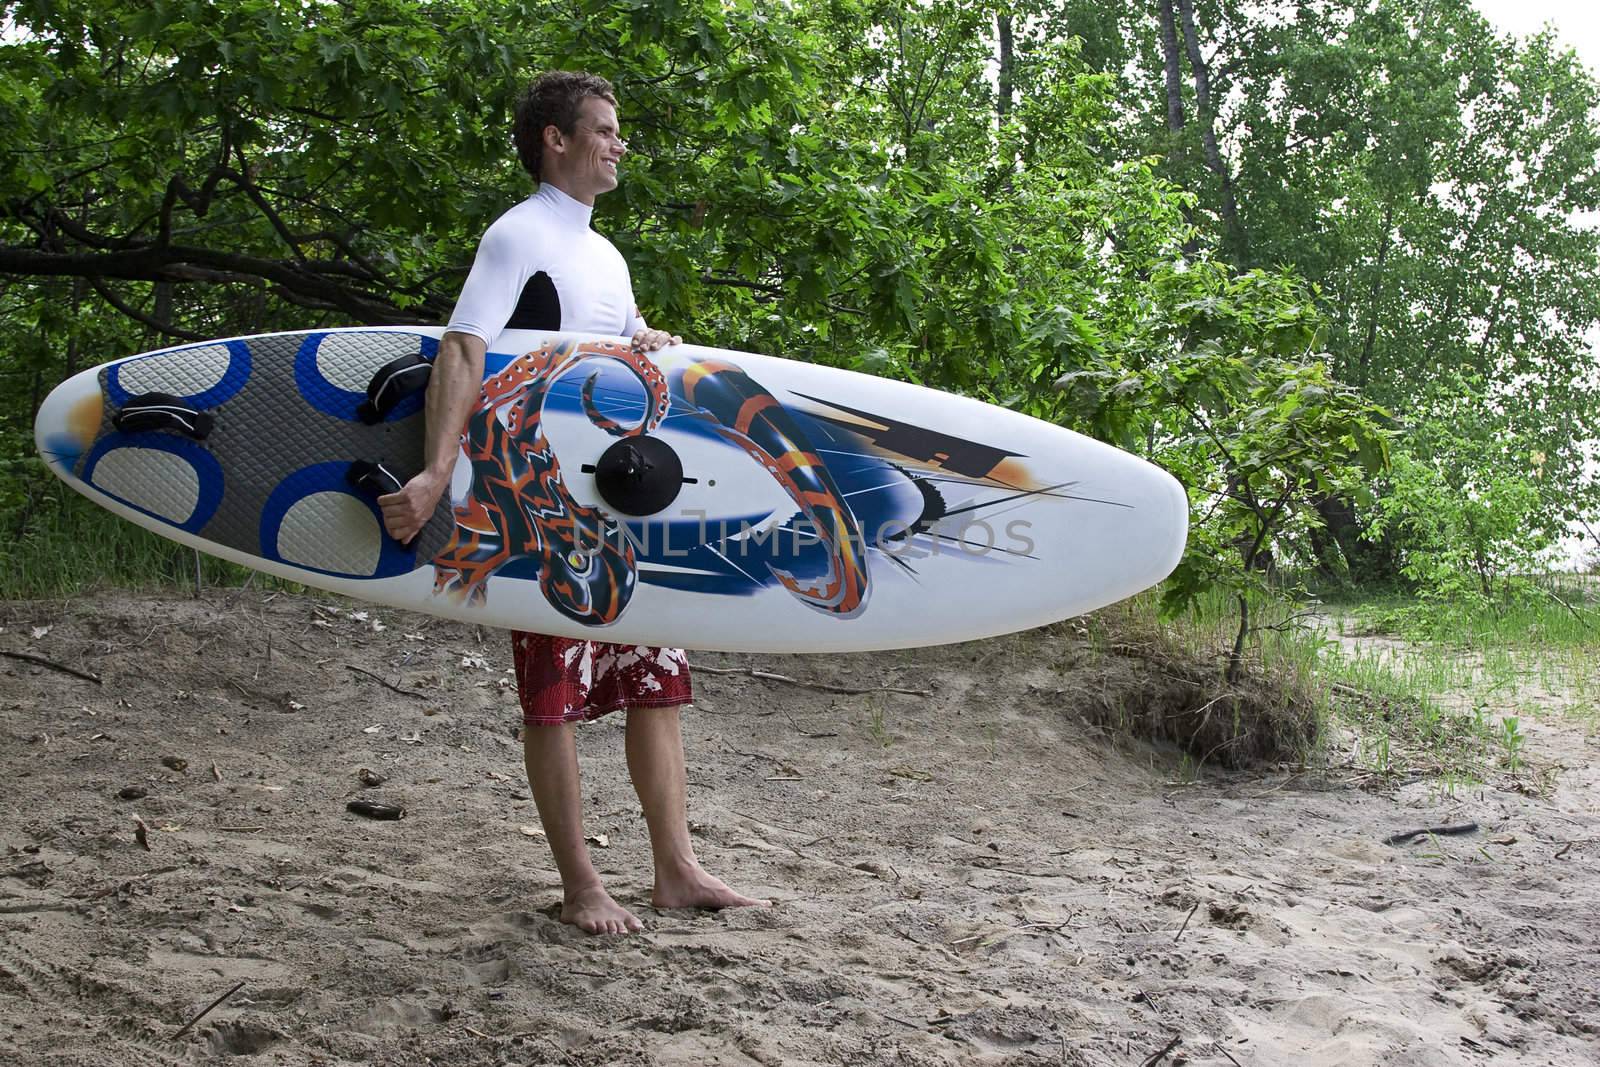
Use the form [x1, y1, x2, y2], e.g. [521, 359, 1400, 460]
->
[0, 244, 441, 324]
[224, 148, 311, 263]
[701, 273, 784, 295]
[86, 278, 209, 341]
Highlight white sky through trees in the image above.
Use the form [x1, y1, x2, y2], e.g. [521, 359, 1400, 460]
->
[1471, 0, 1599, 74]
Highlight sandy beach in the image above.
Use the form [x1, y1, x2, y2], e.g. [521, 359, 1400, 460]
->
[2, 590, 1596, 1065]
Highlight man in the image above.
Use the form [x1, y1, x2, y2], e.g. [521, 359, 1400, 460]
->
[379, 71, 764, 934]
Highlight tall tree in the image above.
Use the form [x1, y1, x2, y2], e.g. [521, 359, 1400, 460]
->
[1047, 0, 1600, 568]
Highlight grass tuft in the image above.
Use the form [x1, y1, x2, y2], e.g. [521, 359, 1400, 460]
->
[2, 484, 270, 599]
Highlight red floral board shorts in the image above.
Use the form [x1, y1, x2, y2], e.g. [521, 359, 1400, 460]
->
[510, 631, 693, 726]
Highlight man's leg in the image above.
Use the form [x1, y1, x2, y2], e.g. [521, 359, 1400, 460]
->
[523, 723, 642, 934]
[624, 704, 767, 910]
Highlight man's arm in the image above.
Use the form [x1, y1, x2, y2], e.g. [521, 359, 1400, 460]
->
[378, 330, 487, 542]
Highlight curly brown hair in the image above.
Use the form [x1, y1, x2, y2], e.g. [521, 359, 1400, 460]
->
[512, 71, 618, 181]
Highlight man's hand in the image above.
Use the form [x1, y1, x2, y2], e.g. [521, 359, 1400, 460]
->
[379, 330, 485, 545]
[379, 468, 449, 544]
[632, 327, 682, 352]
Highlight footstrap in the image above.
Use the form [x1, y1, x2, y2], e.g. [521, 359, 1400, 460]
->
[356, 352, 432, 424]
[111, 392, 214, 440]
[345, 460, 405, 499]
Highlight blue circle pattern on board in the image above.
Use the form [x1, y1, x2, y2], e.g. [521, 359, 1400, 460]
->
[293, 332, 438, 421]
[81, 432, 225, 534]
[259, 461, 418, 579]
[106, 339, 252, 409]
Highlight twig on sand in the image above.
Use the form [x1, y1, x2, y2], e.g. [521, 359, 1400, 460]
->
[344, 664, 430, 700]
[1139, 1034, 1182, 1066]
[1383, 822, 1479, 846]
[688, 662, 931, 697]
[1134, 988, 1163, 1013]
[1173, 902, 1200, 942]
[1554, 841, 1574, 859]
[0, 649, 102, 685]
[1214, 1041, 1244, 1067]
[172, 979, 246, 1040]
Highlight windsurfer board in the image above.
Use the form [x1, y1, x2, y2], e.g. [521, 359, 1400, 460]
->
[34, 327, 1187, 652]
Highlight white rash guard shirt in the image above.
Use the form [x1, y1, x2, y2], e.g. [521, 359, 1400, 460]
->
[446, 182, 647, 345]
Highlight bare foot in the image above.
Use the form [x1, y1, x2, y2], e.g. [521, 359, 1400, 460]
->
[561, 884, 642, 935]
[653, 862, 769, 911]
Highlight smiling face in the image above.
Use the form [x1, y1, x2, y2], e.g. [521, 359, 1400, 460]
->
[542, 96, 626, 205]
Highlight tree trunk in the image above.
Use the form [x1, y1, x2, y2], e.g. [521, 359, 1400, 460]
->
[1357, 205, 1394, 391]
[65, 277, 85, 378]
[1158, 0, 1196, 253]
[1228, 593, 1248, 683]
[1176, 0, 1244, 261]
[1158, 0, 1185, 134]
[1306, 509, 1341, 583]
[153, 280, 173, 338]
[996, 13, 1014, 128]
[1310, 494, 1360, 581]
[1313, 492, 1401, 584]
[1475, 291, 1504, 366]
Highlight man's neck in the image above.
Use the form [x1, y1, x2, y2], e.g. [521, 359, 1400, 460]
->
[531, 181, 597, 232]
[539, 173, 596, 207]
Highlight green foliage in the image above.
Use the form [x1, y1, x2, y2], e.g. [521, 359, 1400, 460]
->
[6, 1, 1243, 594]
[1055, 0, 1600, 575]
[1, 485, 263, 598]
[1236, 2, 1600, 519]
[1058, 260, 1391, 678]
[2, 0, 1596, 671]
[1361, 373, 1565, 616]
[1369, 451, 1548, 610]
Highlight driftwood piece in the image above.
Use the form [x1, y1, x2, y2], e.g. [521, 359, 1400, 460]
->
[347, 799, 405, 820]
[1383, 822, 1479, 846]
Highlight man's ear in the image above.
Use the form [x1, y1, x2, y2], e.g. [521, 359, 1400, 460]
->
[542, 123, 564, 155]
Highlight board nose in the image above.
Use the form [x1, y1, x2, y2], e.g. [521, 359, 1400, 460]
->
[1152, 467, 1191, 582]
[34, 368, 105, 474]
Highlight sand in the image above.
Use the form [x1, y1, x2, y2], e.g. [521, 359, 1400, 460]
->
[1, 590, 1596, 1066]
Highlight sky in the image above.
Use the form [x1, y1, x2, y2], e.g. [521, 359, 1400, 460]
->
[1471, 0, 1600, 74]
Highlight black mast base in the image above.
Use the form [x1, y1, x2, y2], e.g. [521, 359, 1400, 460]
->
[589, 436, 687, 516]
